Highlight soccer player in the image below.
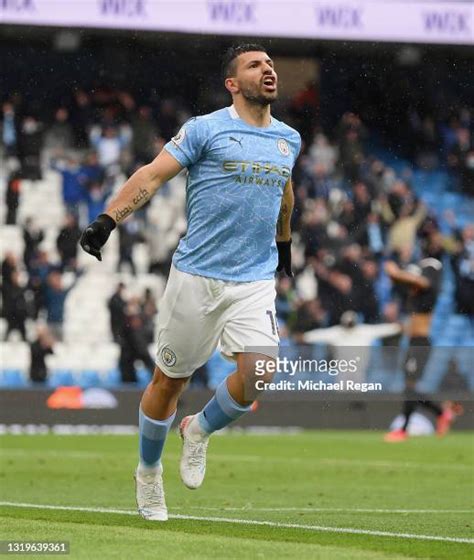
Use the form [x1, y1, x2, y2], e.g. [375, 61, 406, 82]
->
[383, 253, 461, 441]
[80, 44, 301, 520]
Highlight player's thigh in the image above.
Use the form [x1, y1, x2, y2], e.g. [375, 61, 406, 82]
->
[220, 279, 279, 363]
[155, 265, 223, 378]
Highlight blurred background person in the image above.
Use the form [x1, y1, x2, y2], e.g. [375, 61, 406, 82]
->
[29, 325, 55, 384]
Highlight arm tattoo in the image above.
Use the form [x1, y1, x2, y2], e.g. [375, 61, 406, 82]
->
[114, 188, 150, 223]
[114, 205, 133, 222]
[132, 187, 150, 206]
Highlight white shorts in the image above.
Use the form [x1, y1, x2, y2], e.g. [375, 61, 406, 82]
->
[155, 264, 279, 378]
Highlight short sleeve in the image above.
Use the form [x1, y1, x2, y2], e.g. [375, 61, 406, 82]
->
[289, 130, 302, 167]
[164, 117, 207, 168]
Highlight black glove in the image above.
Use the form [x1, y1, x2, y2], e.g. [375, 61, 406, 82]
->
[276, 239, 293, 277]
[79, 213, 116, 261]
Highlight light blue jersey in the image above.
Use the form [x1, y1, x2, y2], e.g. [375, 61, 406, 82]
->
[164, 105, 301, 282]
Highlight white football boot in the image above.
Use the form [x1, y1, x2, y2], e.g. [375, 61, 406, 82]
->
[179, 415, 209, 489]
[134, 463, 168, 521]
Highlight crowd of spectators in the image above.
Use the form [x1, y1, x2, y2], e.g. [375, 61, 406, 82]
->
[1, 83, 473, 387]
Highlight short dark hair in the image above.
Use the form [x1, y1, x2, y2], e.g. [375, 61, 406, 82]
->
[222, 43, 267, 79]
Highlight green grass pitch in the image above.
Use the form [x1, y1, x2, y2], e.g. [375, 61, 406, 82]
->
[1, 431, 473, 559]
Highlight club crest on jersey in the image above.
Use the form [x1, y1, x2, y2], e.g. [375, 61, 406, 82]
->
[161, 347, 177, 367]
[277, 138, 290, 156]
[172, 126, 186, 146]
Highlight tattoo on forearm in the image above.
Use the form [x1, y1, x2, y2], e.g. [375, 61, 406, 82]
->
[114, 205, 133, 222]
[114, 188, 151, 223]
[132, 187, 150, 206]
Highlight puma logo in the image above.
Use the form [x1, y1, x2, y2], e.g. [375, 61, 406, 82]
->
[229, 136, 243, 148]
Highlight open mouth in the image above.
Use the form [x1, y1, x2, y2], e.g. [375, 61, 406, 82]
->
[262, 76, 277, 92]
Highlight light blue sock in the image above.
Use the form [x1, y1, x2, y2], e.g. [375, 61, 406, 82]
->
[138, 407, 176, 468]
[197, 379, 252, 435]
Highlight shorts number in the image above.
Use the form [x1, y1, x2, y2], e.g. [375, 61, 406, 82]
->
[266, 310, 277, 336]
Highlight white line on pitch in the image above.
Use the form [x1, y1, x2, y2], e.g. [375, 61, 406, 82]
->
[173, 506, 474, 514]
[0, 501, 472, 544]
[2, 449, 471, 471]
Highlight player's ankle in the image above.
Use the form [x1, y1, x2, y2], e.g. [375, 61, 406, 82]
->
[137, 461, 162, 476]
[186, 414, 210, 442]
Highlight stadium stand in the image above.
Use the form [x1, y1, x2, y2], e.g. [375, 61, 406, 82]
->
[1, 86, 472, 390]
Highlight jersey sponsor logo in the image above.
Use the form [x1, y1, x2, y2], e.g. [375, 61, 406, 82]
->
[161, 347, 177, 367]
[171, 126, 186, 146]
[223, 160, 290, 178]
[277, 138, 290, 156]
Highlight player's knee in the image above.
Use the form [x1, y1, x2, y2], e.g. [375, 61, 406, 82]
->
[151, 366, 188, 395]
[237, 354, 276, 384]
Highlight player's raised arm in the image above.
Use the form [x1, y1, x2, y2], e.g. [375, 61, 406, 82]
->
[80, 150, 183, 261]
[276, 178, 294, 276]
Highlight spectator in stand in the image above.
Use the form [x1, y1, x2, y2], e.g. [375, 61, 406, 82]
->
[452, 224, 474, 318]
[337, 199, 357, 237]
[352, 181, 372, 231]
[448, 127, 474, 196]
[3, 270, 28, 341]
[26, 250, 51, 319]
[89, 124, 131, 173]
[156, 99, 179, 140]
[1, 101, 19, 158]
[361, 212, 385, 258]
[359, 258, 380, 323]
[145, 218, 173, 276]
[51, 154, 86, 218]
[18, 115, 43, 181]
[70, 89, 93, 149]
[304, 163, 334, 200]
[5, 169, 22, 225]
[131, 106, 159, 167]
[413, 116, 439, 169]
[118, 300, 156, 383]
[141, 288, 158, 345]
[290, 80, 320, 143]
[339, 129, 364, 183]
[29, 325, 55, 383]
[56, 213, 82, 272]
[293, 298, 328, 341]
[108, 282, 127, 344]
[308, 132, 337, 175]
[337, 112, 367, 183]
[117, 217, 142, 275]
[83, 179, 112, 226]
[44, 270, 80, 341]
[384, 185, 427, 255]
[1, 252, 17, 312]
[275, 276, 298, 325]
[80, 151, 105, 190]
[300, 202, 328, 258]
[22, 218, 44, 273]
[313, 259, 353, 325]
[44, 107, 75, 154]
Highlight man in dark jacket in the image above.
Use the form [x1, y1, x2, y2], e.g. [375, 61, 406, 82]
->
[30, 326, 55, 383]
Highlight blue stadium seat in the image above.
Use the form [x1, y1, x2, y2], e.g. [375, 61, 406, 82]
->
[103, 368, 121, 387]
[77, 369, 101, 388]
[136, 368, 152, 388]
[0, 369, 27, 388]
[47, 369, 75, 388]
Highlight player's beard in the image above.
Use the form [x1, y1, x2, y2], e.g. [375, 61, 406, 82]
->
[240, 82, 278, 106]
